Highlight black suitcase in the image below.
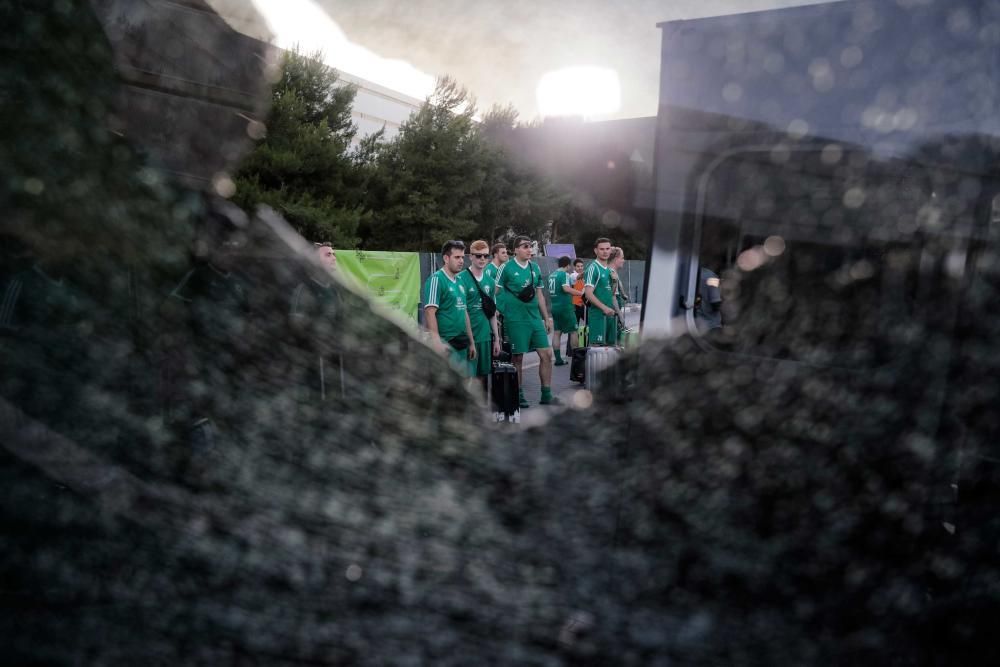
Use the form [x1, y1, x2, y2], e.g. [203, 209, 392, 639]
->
[569, 347, 588, 384]
[494, 338, 513, 364]
[490, 362, 520, 423]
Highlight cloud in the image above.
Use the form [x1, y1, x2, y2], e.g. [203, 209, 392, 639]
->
[250, 0, 435, 100]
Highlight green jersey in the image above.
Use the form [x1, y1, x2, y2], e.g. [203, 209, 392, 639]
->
[422, 269, 468, 340]
[484, 262, 506, 316]
[495, 259, 543, 322]
[611, 268, 626, 309]
[547, 269, 573, 310]
[458, 269, 495, 343]
[584, 260, 613, 308]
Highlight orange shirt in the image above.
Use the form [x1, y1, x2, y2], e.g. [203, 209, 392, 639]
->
[572, 276, 585, 307]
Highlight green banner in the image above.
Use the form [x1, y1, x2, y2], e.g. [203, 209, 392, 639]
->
[337, 250, 421, 321]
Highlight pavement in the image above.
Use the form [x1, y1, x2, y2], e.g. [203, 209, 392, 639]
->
[499, 304, 641, 428]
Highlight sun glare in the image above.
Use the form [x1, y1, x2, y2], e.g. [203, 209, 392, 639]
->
[536, 67, 622, 119]
[249, 0, 435, 100]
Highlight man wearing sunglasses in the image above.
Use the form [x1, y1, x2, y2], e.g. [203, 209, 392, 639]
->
[459, 240, 502, 397]
[423, 240, 477, 375]
[495, 235, 559, 407]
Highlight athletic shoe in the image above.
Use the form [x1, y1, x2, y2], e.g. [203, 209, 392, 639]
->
[554, 359, 568, 366]
[539, 394, 562, 406]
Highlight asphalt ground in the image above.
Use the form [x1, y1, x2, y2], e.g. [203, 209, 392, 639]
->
[495, 304, 641, 428]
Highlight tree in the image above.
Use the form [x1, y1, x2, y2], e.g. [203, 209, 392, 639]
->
[233, 49, 366, 247]
[232, 53, 634, 256]
[361, 77, 488, 251]
[480, 103, 519, 136]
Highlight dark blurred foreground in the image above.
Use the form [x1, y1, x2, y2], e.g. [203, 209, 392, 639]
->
[3, 1, 1000, 665]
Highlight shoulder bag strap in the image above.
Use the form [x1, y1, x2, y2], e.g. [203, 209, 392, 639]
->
[466, 267, 491, 302]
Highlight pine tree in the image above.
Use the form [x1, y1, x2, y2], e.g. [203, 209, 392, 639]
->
[361, 77, 487, 251]
[234, 49, 366, 247]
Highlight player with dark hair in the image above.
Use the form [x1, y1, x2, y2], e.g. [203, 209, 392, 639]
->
[495, 235, 558, 406]
[423, 240, 477, 375]
[584, 237, 617, 346]
[547, 255, 582, 365]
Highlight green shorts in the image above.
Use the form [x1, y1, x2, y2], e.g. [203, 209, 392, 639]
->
[504, 318, 550, 354]
[552, 306, 577, 334]
[447, 345, 475, 377]
[473, 339, 492, 377]
[587, 309, 618, 346]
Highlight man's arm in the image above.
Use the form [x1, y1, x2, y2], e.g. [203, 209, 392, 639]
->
[610, 271, 624, 316]
[493, 264, 506, 297]
[705, 274, 722, 311]
[562, 270, 583, 297]
[489, 311, 501, 356]
[534, 264, 552, 333]
[584, 285, 613, 315]
[424, 305, 440, 338]
[465, 312, 477, 360]
[537, 290, 552, 333]
[424, 306, 447, 354]
[584, 264, 613, 315]
[423, 274, 448, 354]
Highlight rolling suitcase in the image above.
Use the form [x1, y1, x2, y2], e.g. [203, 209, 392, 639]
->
[490, 361, 520, 423]
[584, 346, 621, 392]
[569, 306, 590, 384]
[570, 347, 588, 384]
[494, 338, 513, 364]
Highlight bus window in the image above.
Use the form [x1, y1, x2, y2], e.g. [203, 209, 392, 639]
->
[689, 147, 958, 367]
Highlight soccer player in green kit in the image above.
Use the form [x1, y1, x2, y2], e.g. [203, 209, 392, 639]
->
[423, 240, 477, 376]
[484, 242, 507, 282]
[584, 237, 618, 346]
[495, 236, 559, 407]
[484, 241, 508, 319]
[459, 240, 502, 398]
[547, 255, 583, 366]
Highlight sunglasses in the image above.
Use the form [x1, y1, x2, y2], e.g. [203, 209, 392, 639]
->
[471, 253, 489, 259]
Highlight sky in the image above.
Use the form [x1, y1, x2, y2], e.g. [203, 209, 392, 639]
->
[251, 0, 839, 121]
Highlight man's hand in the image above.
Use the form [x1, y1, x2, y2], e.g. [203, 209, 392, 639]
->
[468, 344, 478, 360]
[492, 338, 502, 357]
[434, 338, 450, 356]
[602, 306, 615, 316]
[544, 317, 553, 334]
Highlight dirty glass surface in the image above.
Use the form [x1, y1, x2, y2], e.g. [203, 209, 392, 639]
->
[3, 1, 1000, 665]
[693, 148, 950, 367]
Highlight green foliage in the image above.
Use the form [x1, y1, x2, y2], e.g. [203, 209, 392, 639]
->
[234, 48, 363, 247]
[360, 79, 569, 251]
[361, 77, 485, 251]
[235, 51, 637, 255]
[480, 103, 520, 134]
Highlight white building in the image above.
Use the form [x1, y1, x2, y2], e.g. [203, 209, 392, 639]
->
[338, 71, 423, 146]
